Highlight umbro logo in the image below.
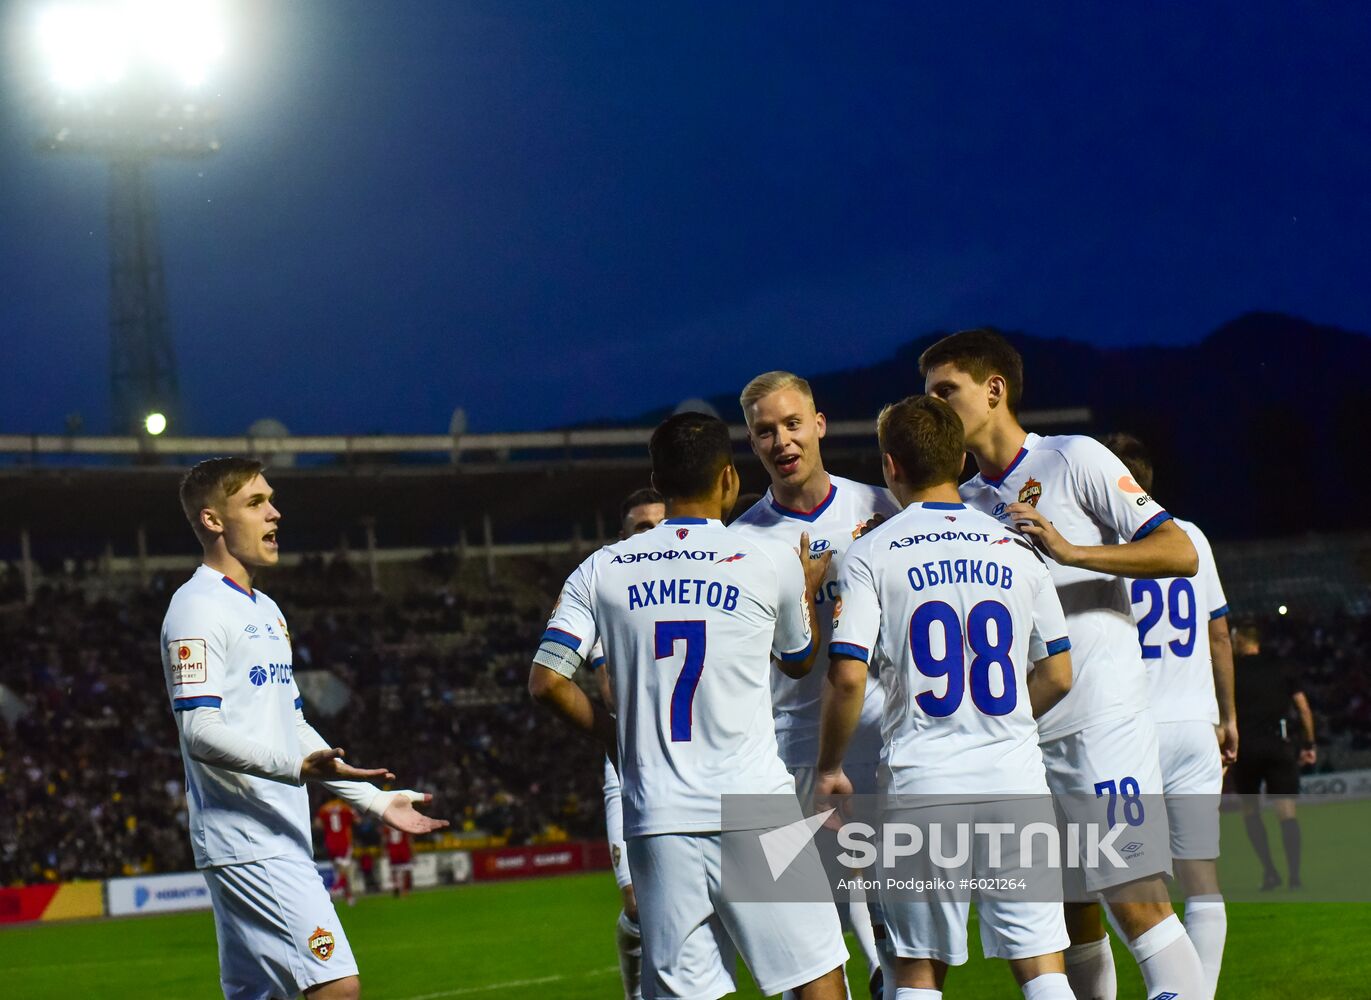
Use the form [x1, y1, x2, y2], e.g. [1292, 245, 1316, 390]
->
[1150, 993, 1179, 1000]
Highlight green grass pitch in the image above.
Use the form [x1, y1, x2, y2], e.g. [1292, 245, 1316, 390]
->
[3, 802, 1368, 998]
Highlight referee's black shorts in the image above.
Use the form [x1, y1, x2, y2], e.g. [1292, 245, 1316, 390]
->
[1232, 742, 1301, 796]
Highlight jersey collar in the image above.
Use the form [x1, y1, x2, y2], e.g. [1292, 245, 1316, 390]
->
[918, 501, 966, 510]
[767, 481, 837, 522]
[979, 434, 1038, 489]
[220, 575, 256, 602]
[662, 516, 709, 525]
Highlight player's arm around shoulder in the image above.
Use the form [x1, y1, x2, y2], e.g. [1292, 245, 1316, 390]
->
[815, 533, 877, 788]
[1008, 436, 1198, 578]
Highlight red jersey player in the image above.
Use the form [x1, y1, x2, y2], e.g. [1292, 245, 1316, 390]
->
[384, 826, 414, 897]
[316, 797, 358, 905]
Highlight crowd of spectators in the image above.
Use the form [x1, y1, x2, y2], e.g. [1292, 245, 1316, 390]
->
[1, 549, 1367, 887]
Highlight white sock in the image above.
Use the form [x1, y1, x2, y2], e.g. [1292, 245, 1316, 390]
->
[615, 909, 642, 1000]
[848, 898, 880, 973]
[1021, 972, 1075, 1000]
[1064, 936, 1116, 1000]
[1183, 899, 1226, 1000]
[1126, 914, 1206, 999]
[894, 990, 941, 1000]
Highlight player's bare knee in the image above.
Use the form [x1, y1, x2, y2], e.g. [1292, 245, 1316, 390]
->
[793, 965, 848, 1000]
[1009, 952, 1067, 986]
[1062, 901, 1105, 943]
[1102, 882, 1176, 941]
[1273, 796, 1298, 821]
[1173, 858, 1220, 898]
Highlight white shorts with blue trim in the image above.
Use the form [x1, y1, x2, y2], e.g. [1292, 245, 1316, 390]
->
[204, 853, 358, 1000]
[1156, 719, 1223, 860]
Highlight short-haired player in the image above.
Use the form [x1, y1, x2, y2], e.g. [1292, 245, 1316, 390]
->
[818, 396, 1077, 1000]
[1104, 432, 1236, 998]
[731, 370, 901, 997]
[162, 458, 447, 1000]
[922, 329, 1207, 1000]
[530, 413, 848, 1000]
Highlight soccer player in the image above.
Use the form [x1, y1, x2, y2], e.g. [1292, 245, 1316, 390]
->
[593, 487, 667, 1000]
[1230, 622, 1316, 891]
[162, 457, 447, 1000]
[817, 394, 1077, 1000]
[383, 826, 413, 898]
[1104, 432, 1235, 997]
[316, 796, 358, 905]
[730, 370, 900, 996]
[529, 412, 848, 1000]
[922, 329, 1206, 1000]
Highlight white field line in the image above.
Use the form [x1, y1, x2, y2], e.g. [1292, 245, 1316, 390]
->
[391, 965, 619, 1000]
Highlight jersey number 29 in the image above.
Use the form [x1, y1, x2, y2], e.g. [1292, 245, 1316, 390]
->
[1131, 578, 1196, 659]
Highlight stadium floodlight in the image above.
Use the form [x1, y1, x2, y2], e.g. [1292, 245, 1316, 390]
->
[1278, 604, 1288, 616]
[34, 0, 226, 92]
[143, 411, 167, 436]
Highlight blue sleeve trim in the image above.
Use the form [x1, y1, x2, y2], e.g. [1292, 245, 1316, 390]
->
[777, 637, 814, 662]
[173, 695, 222, 712]
[294, 696, 303, 710]
[589, 655, 607, 670]
[1045, 637, 1072, 656]
[540, 627, 583, 651]
[1209, 604, 1229, 621]
[1131, 511, 1172, 541]
[829, 641, 870, 663]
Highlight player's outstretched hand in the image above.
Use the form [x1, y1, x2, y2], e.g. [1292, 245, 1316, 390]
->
[797, 531, 833, 595]
[1005, 503, 1077, 564]
[301, 748, 396, 783]
[380, 790, 451, 835]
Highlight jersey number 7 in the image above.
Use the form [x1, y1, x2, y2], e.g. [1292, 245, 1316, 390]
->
[656, 620, 706, 742]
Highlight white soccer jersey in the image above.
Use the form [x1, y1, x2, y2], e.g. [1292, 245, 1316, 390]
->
[959, 433, 1172, 741]
[1130, 518, 1229, 724]
[542, 517, 811, 838]
[161, 565, 310, 867]
[729, 476, 901, 769]
[831, 502, 1070, 796]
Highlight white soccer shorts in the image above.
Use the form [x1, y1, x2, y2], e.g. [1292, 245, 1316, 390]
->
[1156, 719, 1223, 860]
[204, 853, 358, 1000]
[879, 797, 1069, 965]
[604, 757, 633, 890]
[627, 833, 848, 1000]
[1042, 711, 1173, 894]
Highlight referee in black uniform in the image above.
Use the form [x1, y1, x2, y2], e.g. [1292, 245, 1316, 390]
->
[1231, 621, 1316, 889]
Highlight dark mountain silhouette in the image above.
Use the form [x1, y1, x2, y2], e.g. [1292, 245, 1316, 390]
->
[619, 312, 1371, 540]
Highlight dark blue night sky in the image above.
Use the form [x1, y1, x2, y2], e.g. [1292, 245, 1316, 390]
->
[2, 1, 1369, 435]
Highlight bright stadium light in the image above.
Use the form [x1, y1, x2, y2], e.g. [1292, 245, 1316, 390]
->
[144, 411, 167, 436]
[34, 0, 226, 92]
[1278, 604, 1288, 616]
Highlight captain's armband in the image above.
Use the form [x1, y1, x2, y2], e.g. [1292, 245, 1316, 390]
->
[533, 640, 584, 679]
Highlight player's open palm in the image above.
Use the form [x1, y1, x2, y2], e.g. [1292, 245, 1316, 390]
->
[380, 791, 450, 834]
[301, 748, 396, 783]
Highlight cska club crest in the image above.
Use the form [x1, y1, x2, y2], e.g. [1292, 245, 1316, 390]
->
[1018, 477, 1043, 508]
[676, 528, 689, 540]
[612, 844, 622, 868]
[831, 597, 844, 631]
[308, 926, 336, 961]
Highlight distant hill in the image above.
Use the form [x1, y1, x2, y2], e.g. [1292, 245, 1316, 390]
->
[613, 312, 1371, 540]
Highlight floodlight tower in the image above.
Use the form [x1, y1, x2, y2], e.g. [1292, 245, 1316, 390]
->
[31, 0, 226, 435]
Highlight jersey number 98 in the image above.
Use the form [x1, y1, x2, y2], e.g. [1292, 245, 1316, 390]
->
[909, 600, 1016, 717]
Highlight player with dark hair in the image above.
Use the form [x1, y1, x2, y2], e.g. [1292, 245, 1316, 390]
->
[922, 331, 1207, 1000]
[818, 395, 1077, 1000]
[1103, 432, 1235, 996]
[162, 457, 447, 1000]
[530, 412, 848, 1000]
[1230, 621, 1315, 890]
